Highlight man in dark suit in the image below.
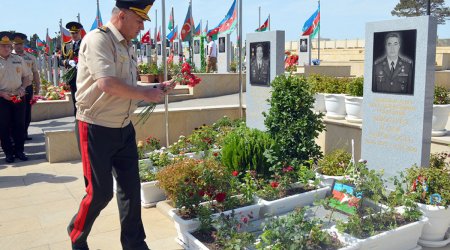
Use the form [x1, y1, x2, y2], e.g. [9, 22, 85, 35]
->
[60, 21, 84, 115]
[250, 44, 269, 85]
[373, 32, 414, 94]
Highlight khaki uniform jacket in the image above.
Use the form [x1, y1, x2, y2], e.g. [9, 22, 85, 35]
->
[0, 54, 32, 94]
[373, 55, 414, 94]
[75, 22, 138, 128]
[13, 51, 39, 86]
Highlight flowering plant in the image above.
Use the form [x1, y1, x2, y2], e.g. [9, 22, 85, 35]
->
[137, 136, 161, 159]
[284, 51, 298, 72]
[137, 62, 201, 124]
[10, 95, 22, 104]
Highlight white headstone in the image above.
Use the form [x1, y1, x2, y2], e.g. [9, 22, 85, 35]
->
[173, 39, 182, 64]
[246, 31, 285, 130]
[298, 36, 311, 65]
[361, 16, 437, 178]
[217, 34, 231, 73]
[193, 37, 202, 70]
[156, 42, 162, 67]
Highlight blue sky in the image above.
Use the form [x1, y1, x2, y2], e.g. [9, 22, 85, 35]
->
[0, 0, 449, 42]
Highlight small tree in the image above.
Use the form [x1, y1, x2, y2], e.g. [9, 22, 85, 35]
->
[391, 0, 450, 25]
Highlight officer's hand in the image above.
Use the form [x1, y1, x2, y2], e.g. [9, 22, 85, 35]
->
[159, 80, 176, 94]
[143, 86, 165, 103]
[69, 60, 76, 68]
[0, 92, 11, 101]
[18, 87, 26, 97]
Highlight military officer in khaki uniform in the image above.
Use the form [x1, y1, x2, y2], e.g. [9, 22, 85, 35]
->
[0, 31, 32, 163]
[67, 1, 174, 250]
[12, 32, 41, 140]
[250, 43, 270, 85]
[373, 32, 414, 94]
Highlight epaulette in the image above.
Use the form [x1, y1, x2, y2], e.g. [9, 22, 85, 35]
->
[374, 56, 386, 65]
[98, 26, 109, 33]
[399, 55, 412, 64]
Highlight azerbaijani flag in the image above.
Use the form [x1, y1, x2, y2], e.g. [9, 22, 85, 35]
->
[194, 21, 201, 37]
[207, 0, 236, 38]
[168, 7, 174, 31]
[60, 26, 72, 43]
[256, 16, 270, 32]
[302, 3, 320, 38]
[167, 25, 178, 43]
[90, 5, 104, 31]
[36, 37, 46, 51]
[180, 5, 194, 42]
[45, 32, 54, 55]
[24, 45, 38, 57]
[203, 21, 208, 36]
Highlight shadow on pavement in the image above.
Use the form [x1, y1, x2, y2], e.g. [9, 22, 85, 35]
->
[0, 173, 78, 189]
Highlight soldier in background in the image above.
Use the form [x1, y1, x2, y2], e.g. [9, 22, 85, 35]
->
[0, 31, 31, 163]
[60, 21, 84, 115]
[373, 32, 414, 94]
[12, 32, 41, 140]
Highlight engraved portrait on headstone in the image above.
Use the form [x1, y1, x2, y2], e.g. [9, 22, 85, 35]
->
[372, 30, 416, 95]
[219, 37, 226, 53]
[250, 42, 270, 86]
[300, 38, 308, 52]
[194, 40, 200, 54]
[157, 44, 161, 55]
[166, 48, 170, 57]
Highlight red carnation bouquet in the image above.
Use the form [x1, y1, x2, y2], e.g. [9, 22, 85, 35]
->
[11, 95, 22, 104]
[137, 62, 201, 124]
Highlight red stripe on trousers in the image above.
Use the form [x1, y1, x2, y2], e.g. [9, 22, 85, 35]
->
[70, 121, 94, 243]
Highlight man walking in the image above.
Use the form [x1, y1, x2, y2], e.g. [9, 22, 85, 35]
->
[206, 35, 217, 73]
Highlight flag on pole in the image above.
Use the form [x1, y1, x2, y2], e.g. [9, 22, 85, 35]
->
[45, 32, 54, 55]
[302, 3, 320, 38]
[203, 21, 208, 36]
[194, 21, 201, 36]
[60, 26, 72, 43]
[168, 7, 174, 31]
[156, 26, 161, 42]
[207, 0, 236, 38]
[167, 25, 178, 43]
[24, 45, 38, 57]
[36, 37, 46, 51]
[180, 5, 194, 42]
[141, 30, 151, 44]
[256, 16, 270, 32]
[90, 4, 104, 31]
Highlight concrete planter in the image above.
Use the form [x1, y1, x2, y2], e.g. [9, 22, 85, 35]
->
[324, 94, 347, 120]
[345, 96, 363, 123]
[140, 181, 166, 208]
[139, 74, 156, 83]
[256, 186, 330, 217]
[313, 93, 326, 113]
[416, 203, 450, 247]
[432, 104, 450, 136]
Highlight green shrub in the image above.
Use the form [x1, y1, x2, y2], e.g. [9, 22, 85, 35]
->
[264, 75, 325, 167]
[346, 77, 364, 97]
[317, 149, 352, 176]
[221, 126, 274, 178]
[325, 77, 351, 94]
[306, 74, 327, 93]
[434, 86, 450, 105]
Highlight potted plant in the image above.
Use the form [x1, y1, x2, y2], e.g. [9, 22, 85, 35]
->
[256, 208, 357, 250]
[344, 77, 364, 123]
[432, 86, 450, 136]
[138, 63, 155, 83]
[395, 154, 450, 247]
[316, 149, 352, 186]
[307, 74, 328, 112]
[324, 77, 351, 120]
[138, 157, 167, 208]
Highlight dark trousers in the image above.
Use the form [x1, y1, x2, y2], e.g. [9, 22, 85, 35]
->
[24, 85, 33, 137]
[68, 121, 148, 250]
[0, 98, 26, 155]
[69, 74, 77, 116]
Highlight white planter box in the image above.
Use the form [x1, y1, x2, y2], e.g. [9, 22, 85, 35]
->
[432, 104, 450, 136]
[417, 203, 450, 242]
[334, 216, 427, 250]
[314, 93, 326, 113]
[185, 231, 210, 250]
[325, 94, 347, 120]
[344, 96, 363, 123]
[256, 186, 330, 217]
[140, 181, 166, 208]
[316, 173, 346, 187]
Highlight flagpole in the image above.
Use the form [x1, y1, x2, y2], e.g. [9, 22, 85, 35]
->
[238, 0, 243, 118]
[269, 14, 271, 31]
[77, 13, 80, 23]
[318, 0, 320, 62]
[162, 0, 170, 147]
[259, 6, 261, 28]
[189, 0, 194, 65]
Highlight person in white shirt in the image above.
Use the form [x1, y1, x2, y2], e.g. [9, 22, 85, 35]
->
[206, 35, 217, 73]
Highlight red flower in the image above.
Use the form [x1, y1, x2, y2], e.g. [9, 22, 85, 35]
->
[270, 181, 279, 188]
[11, 96, 22, 104]
[198, 190, 205, 197]
[29, 96, 38, 105]
[232, 171, 239, 177]
[215, 192, 227, 203]
[181, 63, 191, 74]
[213, 152, 219, 157]
[241, 217, 249, 223]
[282, 166, 294, 173]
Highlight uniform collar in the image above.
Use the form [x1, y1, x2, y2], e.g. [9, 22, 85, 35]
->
[387, 57, 398, 68]
[106, 22, 130, 47]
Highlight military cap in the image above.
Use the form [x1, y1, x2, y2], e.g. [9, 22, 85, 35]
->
[116, 0, 155, 21]
[0, 31, 12, 45]
[66, 21, 84, 33]
[12, 32, 27, 44]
